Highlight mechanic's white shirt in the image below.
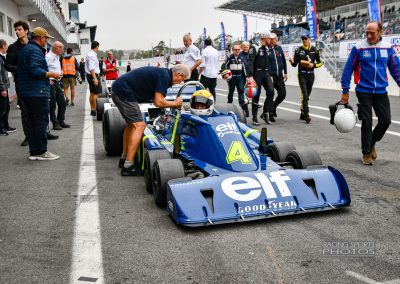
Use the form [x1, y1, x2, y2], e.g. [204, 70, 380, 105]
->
[183, 44, 201, 68]
[45, 50, 61, 74]
[200, 45, 219, 78]
[85, 49, 100, 74]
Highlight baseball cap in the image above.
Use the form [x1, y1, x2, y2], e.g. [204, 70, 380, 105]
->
[32, 27, 54, 38]
[301, 34, 310, 40]
[269, 32, 277, 39]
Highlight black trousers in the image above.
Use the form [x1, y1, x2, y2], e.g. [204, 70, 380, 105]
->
[187, 69, 199, 82]
[227, 75, 245, 105]
[298, 73, 315, 117]
[17, 94, 29, 137]
[252, 70, 274, 119]
[0, 90, 10, 130]
[200, 75, 217, 101]
[20, 97, 50, 156]
[272, 75, 287, 110]
[356, 92, 391, 154]
[50, 81, 67, 125]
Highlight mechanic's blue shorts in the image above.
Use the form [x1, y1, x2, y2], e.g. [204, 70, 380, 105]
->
[111, 92, 143, 123]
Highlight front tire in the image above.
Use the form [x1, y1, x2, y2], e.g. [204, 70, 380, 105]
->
[144, 149, 171, 193]
[153, 159, 185, 207]
[285, 148, 322, 169]
[96, 97, 109, 121]
[102, 108, 126, 156]
[215, 103, 247, 124]
[268, 142, 296, 163]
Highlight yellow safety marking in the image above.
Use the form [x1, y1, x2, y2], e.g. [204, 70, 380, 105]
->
[244, 129, 258, 138]
[170, 113, 181, 143]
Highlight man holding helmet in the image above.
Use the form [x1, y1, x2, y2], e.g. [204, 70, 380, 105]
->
[340, 21, 400, 165]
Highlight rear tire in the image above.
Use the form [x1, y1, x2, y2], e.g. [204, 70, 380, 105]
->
[285, 148, 322, 169]
[96, 98, 109, 121]
[268, 142, 296, 163]
[215, 103, 247, 124]
[144, 149, 171, 193]
[153, 159, 185, 207]
[98, 82, 108, 98]
[102, 108, 126, 156]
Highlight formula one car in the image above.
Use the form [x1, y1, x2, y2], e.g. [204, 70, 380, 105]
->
[102, 82, 351, 227]
[96, 79, 115, 121]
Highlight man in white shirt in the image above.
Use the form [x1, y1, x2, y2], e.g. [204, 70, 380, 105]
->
[85, 41, 102, 116]
[45, 41, 69, 130]
[183, 33, 201, 81]
[198, 38, 219, 100]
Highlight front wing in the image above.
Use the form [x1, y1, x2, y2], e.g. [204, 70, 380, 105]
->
[166, 166, 350, 226]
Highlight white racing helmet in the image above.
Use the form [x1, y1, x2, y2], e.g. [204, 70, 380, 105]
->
[190, 90, 214, 116]
[334, 107, 357, 133]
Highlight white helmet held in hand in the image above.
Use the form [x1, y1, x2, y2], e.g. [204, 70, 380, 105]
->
[334, 108, 357, 133]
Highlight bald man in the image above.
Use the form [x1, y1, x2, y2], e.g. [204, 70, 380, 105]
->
[46, 41, 69, 130]
[340, 21, 400, 165]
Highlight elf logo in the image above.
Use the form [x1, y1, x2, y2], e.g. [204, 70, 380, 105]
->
[221, 172, 292, 202]
[215, 122, 240, 138]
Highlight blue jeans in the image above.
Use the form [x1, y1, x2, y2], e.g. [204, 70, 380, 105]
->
[20, 97, 50, 155]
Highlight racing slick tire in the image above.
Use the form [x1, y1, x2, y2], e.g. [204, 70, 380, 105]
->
[98, 82, 108, 98]
[267, 142, 296, 163]
[144, 149, 171, 194]
[215, 103, 247, 124]
[153, 159, 185, 207]
[96, 97, 109, 121]
[285, 148, 323, 169]
[102, 108, 126, 156]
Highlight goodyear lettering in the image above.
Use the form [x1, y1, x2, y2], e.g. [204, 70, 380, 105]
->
[226, 141, 251, 165]
[238, 200, 297, 213]
[221, 171, 292, 202]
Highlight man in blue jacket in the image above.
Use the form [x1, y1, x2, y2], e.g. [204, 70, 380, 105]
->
[17, 27, 61, 161]
[340, 21, 400, 165]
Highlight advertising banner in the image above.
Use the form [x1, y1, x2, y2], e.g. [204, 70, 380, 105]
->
[368, 0, 382, 23]
[305, 0, 318, 40]
[221, 22, 226, 50]
[243, 14, 248, 41]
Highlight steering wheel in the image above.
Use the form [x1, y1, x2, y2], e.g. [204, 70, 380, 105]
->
[176, 81, 205, 112]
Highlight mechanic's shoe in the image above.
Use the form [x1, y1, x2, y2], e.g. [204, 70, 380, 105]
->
[252, 119, 260, 126]
[47, 132, 59, 140]
[260, 113, 271, 124]
[299, 113, 305, 120]
[65, 98, 70, 105]
[21, 137, 29, 146]
[53, 123, 63, 130]
[90, 110, 96, 116]
[121, 164, 140, 176]
[70, 102, 75, 106]
[371, 147, 377, 160]
[269, 113, 276, 123]
[118, 158, 126, 168]
[329, 103, 337, 125]
[0, 129, 9, 136]
[305, 116, 311, 124]
[6, 127, 17, 134]
[29, 151, 60, 161]
[272, 108, 277, 117]
[362, 153, 374, 165]
[60, 122, 70, 128]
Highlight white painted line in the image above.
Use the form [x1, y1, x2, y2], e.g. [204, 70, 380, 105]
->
[70, 88, 104, 283]
[216, 92, 400, 137]
[346, 271, 379, 284]
[215, 88, 400, 125]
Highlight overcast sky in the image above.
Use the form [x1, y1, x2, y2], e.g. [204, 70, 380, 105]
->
[79, 0, 271, 50]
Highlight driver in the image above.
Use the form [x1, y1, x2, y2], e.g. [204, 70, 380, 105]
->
[111, 64, 190, 176]
[190, 90, 214, 116]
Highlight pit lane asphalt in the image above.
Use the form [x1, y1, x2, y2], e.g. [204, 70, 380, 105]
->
[1, 80, 399, 283]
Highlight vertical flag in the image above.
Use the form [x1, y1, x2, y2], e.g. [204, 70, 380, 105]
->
[368, 0, 382, 23]
[221, 22, 226, 50]
[202, 28, 207, 50]
[305, 0, 318, 40]
[243, 14, 248, 41]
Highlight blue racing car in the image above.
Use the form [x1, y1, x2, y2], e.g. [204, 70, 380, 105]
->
[102, 81, 351, 227]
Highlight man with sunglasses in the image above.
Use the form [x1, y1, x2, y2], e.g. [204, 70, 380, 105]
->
[289, 34, 323, 123]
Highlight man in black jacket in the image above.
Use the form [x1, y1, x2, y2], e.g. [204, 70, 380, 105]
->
[5, 21, 29, 145]
[289, 34, 324, 123]
[246, 33, 275, 125]
[267, 33, 288, 120]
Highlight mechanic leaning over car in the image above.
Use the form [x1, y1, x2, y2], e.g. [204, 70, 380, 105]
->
[246, 32, 275, 126]
[289, 34, 324, 124]
[111, 64, 190, 176]
[340, 21, 400, 166]
[223, 44, 249, 117]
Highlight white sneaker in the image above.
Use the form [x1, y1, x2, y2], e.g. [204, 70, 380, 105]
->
[29, 151, 60, 161]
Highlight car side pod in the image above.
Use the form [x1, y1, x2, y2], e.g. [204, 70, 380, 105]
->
[165, 166, 351, 227]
